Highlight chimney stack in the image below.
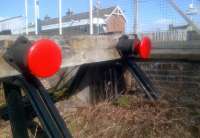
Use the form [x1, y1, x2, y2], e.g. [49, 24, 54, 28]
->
[66, 9, 74, 16]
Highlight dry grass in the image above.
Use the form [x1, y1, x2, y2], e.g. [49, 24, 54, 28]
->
[0, 90, 200, 138]
[0, 120, 11, 138]
[64, 94, 200, 138]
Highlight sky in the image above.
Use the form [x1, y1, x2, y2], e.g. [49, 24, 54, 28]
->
[0, 0, 199, 32]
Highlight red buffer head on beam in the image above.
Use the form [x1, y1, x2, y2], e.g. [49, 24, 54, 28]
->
[27, 39, 62, 77]
[117, 35, 152, 59]
[4, 36, 62, 78]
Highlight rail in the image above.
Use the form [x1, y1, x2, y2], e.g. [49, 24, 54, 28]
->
[140, 31, 188, 41]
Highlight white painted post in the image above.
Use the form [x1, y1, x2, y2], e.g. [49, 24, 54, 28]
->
[96, 0, 100, 34]
[59, 0, 63, 35]
[133, 0, 139, 33]
[37, 0, 40, 19]
[34, 0, 38, 35]
[89, 0, 93, 35]
[25, 0, 28, 35]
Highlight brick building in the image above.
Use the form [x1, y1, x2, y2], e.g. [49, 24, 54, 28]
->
[0, 6, 126, 35]
[29, 6, 126, 35]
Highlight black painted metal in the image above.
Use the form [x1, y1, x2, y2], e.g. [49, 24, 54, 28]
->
[3, 36, 32, 73]
[116, 34, 159, 101]
[126, 59, 159, 101]
[3, 36, 72, 138]
[116, 35, 134, 55]
[3, 78, 29, 138]
[19, 75, 72, 138]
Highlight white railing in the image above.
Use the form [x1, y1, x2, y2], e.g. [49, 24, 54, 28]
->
[140, 31, 188, 41]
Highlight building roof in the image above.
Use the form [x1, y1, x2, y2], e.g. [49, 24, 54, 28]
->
[0, 16, 23, 23]
[169, 24, 190, 30]
[41, 6, 124, 26]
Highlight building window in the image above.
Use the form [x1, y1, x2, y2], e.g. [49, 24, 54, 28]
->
[80, 25, 88, 33]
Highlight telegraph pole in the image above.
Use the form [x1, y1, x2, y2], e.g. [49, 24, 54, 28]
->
[25, 0, 28, 35]
[89, 0, 93, 35]
[133, 0, 139, 34]
[59, 0, 63, 35]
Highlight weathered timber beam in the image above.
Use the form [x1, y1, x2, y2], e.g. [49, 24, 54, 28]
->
[1, 35, 200, 79]
[0, 35, 121, 79]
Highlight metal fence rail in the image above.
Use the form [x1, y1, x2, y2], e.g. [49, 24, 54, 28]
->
[140, 31, 188, 41]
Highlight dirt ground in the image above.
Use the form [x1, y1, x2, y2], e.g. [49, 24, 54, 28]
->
[0, 88, 200, 138]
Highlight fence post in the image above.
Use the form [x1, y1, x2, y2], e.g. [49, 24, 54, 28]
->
[59, 0, 63, 35]
[134, 0, 139, 33]
[89, 0, 93, 35]
[25, 0, 28, 35]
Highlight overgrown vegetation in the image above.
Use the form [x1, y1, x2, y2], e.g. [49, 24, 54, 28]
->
[0, 89, 200, 138]
[64, 94, 200, 138]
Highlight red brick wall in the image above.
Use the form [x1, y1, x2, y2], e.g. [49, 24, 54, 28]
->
[106, 15, 125, 33]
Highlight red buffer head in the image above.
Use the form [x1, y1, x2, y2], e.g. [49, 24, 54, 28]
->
[27, 39, 62, 78]
[132, 36, 152, 59]
[117, 35, 152, 59]
[138, 36, 152, 59]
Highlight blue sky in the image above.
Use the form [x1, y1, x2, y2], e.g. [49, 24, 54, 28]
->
[0, 0, 199, 32]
